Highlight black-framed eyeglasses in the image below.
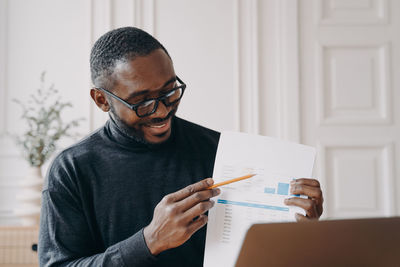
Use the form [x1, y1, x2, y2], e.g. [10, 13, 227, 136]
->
[96, 76, 186, 118]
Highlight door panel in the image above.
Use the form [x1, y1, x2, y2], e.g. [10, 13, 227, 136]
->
[299, 0, 399, 219]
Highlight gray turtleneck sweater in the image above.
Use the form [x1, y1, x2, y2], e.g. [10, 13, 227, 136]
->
[38, 116, 220, 266]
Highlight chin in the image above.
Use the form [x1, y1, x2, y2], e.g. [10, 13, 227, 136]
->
[110, 106, 177, 145]
[144, 128, 172, 144]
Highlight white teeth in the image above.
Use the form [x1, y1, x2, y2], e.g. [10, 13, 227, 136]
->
[150, 124, 166, 128]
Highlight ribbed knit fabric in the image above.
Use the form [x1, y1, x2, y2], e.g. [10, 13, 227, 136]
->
[38, 115, 220, 266]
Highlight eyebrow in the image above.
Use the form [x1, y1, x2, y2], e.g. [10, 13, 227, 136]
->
[125, 76, 177, 100]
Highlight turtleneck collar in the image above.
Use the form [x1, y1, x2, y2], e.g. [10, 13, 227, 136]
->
[104, 114, 176, 152]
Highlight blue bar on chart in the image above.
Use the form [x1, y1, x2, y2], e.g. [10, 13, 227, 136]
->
[264, 187, 276, 194]
[277, 183, 289, 195]
[263, 181, 300, 196]
[217, 199, 289, 212]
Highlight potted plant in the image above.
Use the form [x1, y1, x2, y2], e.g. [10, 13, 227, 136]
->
[10, 72, 84, 225]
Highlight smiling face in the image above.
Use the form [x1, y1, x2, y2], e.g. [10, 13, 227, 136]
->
[91, 48, 180, 144]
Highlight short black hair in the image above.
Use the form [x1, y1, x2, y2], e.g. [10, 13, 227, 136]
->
[90, 26, 169, 90]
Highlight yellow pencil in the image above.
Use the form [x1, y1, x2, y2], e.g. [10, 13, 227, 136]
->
[207, 174, 256, 189]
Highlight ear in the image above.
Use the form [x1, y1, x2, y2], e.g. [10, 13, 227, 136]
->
[90, 88, 110, 112]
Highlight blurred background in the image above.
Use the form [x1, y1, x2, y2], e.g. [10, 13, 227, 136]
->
[0, 0, 399, 264]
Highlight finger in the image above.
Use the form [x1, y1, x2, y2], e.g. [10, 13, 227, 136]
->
[290, 184, 322, 200]
[292, 179, 324, 218]
[284, 197, 318, 218]
[295, 213, 309, 222]
[167, 178, 214, 202]
[186, 214, 208, 236]
[177, 188, 220, 212]
[182, 200, 215, 222]
[291, 178, 320, 187]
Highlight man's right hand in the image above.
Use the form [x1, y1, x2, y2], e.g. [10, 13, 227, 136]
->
[143, 178, 220, 255]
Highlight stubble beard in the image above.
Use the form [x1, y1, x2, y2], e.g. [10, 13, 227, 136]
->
[108, 104, 178, 145]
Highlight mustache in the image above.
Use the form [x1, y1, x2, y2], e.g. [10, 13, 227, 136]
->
[145, 108, 177, 124]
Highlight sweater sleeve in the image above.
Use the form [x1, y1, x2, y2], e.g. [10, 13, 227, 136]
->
[38, 155, 158, 266]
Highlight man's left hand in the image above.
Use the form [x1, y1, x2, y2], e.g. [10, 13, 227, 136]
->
[284, 178, 323, 221]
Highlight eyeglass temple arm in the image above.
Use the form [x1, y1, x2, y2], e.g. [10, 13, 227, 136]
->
[176, 75, 185, 85]
[96, 87, 136, 110]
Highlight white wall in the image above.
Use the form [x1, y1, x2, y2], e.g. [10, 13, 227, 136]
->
[0, 0, 398, 225]
[0, 0, 93, 225]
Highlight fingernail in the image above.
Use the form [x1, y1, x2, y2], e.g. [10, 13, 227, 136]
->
[290, 180, 296, 185]
[284, 199, 289, 204]
[207, 178, 213, 186]
[216, 188, 221, 195]
[210, 200, 215, 206]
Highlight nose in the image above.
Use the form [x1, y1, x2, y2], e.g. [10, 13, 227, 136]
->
[151, 99, 170, 118]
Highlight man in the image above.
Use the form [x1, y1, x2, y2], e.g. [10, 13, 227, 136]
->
[38, 27, 323, 266]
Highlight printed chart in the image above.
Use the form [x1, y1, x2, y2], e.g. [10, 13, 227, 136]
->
[203, 132, 316, 267]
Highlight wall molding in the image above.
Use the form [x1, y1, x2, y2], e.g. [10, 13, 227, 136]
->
[318, 140, 396, 219]
[234, 0, 260, 134]
[89, 0, 113, 132]
[0, 0, 8, 136]
[276, 0, 301, 142]
[233, 0, 301, 140]
[255, 0, 301, 141]
[137, 0, 155, 36]
[316, 42, 392, 126]
[88, 0, 156, 132]
[232, 1, 240, 132]
[317, 0, 389, 26]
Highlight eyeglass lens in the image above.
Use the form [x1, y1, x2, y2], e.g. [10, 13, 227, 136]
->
[136, 87, 183, 116]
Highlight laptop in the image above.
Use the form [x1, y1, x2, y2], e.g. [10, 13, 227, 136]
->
[235, 217, 400, 267]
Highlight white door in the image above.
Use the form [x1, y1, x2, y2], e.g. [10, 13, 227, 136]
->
[299, 0, 400, 219]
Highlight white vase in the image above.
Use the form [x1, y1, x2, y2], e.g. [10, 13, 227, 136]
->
[14, 166, 43, 226]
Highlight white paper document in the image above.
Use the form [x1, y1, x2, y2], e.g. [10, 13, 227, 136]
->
[203, 132, 316, 267]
